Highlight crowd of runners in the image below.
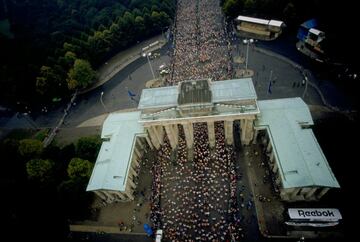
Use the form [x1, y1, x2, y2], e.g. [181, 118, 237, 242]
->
[166, 0, 233, 85]
[150, 123, 244, 241]
[149, 0, 246, 241]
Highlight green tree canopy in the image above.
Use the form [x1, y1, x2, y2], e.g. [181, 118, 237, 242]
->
[76, 136, 102, 162]
[26, 159, 55, 182]
[66, 59, 96, 90]
[222, 0, 243, 19]
[18, 139, 43, 159]
[36, 66, 62, 96]
[67, 158, 94, 180]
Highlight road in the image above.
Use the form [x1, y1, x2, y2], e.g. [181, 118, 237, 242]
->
[1, 31, 356, 132]
[0, 43, 172, 130]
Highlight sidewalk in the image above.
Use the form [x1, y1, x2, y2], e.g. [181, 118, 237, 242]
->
[76, 108, 138, 128]
[80, 35, 167, 94]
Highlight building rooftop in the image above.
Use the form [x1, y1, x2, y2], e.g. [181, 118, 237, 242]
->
[211, 78, 257, 102]
[138, 86, 178, 109]
[86, 111, 145, 192]
[138, 78, 257, 110]
[178, 79, 212, 106]
[236, 15, 284, 27]
[255, 98, 340, 189]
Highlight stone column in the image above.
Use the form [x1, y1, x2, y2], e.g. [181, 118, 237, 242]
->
[305, 187, 318, 199]
[290, 188, 301, 200]
[317, 187, 330, 199]
[124, 189, 134, 200]
[153, 126, 164, 145]
[252, 129, 259, 144]
[134, 146, 141, 158]
[95, 191, 107, 201]
[165, 124, 178, 149]
[116, 192, 126, 200]
[103, 190, 114, 202]
[240, 119, 248, 145]
[147, 127, 160, 149]
[127, 178, 136, 190]
[270, 151, 275, 163]
[224, 120, 234, 145]
[275, 175, 281, 185]
[183, 122, 194, 149]
[132, 156, 139, 168]
[243, 119, 254, 145]
[207, 121, 216, 148]
[272, 161, 278, 173]
[136, 138, 144, 150]
[145, 136, 154, 150]
[266, 140, 272, 152]
[130, 166, 137, 177]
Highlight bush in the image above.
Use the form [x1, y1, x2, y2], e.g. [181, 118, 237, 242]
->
[26, 159, 55, 182]
[18, 139, 43, 159]
[67, 158, 94, 180]
[76, 136, 101, 162]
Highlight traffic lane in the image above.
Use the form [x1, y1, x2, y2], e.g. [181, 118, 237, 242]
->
[64, 52, 171, 127]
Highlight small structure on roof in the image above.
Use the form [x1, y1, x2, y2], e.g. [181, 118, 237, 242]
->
[235, 15, 285, 40]
[296, 19, 327, 61]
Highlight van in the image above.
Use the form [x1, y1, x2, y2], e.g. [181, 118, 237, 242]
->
[155, 229, 163, 242]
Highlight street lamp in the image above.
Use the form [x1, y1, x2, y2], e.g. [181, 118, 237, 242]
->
[302, 73, 309, 99]
[142, 52, 156, 79]
[100, 91, 108, 112]
[243, 38, 254, 70]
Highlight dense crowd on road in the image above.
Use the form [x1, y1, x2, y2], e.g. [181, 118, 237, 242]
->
[148, 0, 245, 240]
[166, 0, 232, 85]
[150, 123, 244, 241]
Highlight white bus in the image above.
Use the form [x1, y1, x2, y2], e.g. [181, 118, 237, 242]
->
[285, 208, 342, 227]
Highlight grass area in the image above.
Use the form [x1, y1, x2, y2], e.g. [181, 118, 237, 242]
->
[4, 129, 36, 140]
[33, 128, 50, 141]
[54, 127, 101, 148]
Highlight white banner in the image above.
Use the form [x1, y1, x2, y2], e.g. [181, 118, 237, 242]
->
[288, 208, 342, 221]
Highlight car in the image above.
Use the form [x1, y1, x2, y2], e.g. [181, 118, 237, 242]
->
[160, 69, 170, 75]
[155, 229, 163, 242]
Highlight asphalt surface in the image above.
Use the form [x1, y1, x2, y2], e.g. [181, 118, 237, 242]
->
[1, 31, 357, 131]
[0, 44, 172, 130]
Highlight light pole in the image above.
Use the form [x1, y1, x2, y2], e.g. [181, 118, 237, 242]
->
[143, 52, 156, 79]
[243, 38, 254, 70]
[302, 73, 309, 99]
[100, 91, 108, 112]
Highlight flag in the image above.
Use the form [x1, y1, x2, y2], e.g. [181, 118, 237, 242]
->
[127, 90, 136, 97]
[268, 81, 272, 94]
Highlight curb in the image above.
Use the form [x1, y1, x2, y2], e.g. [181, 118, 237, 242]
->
[79, 38, 167, 95]
[253, 46, 354, 113]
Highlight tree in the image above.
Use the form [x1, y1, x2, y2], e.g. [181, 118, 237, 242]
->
[36, 66, 62, 95]
[222, 0, 243, 19]
[26, 159, 55, 182]
[66, 59, 96, 90]
[18, 139, 43, 159]
[64, 51, 77, 67]
[76, 136, 102, 162]
[67, 158, 94, 180]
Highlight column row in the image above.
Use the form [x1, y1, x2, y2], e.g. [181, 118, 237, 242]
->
[145, 118, 255, 150]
